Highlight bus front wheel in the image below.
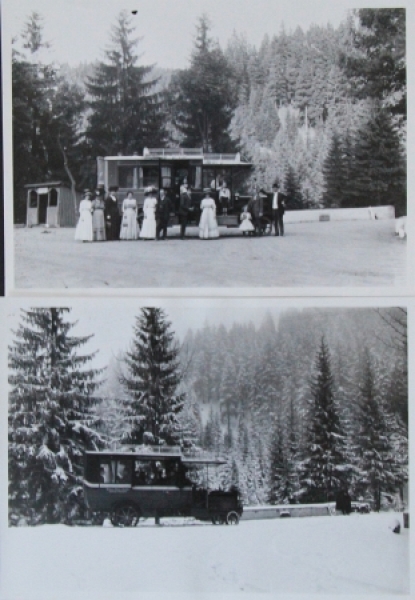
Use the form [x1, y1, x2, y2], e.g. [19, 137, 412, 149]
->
[226, 511, 240, 525]
[111, 503, 140, 527]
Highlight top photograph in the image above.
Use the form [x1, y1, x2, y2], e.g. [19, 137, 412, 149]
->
[4, 0, 408, 290]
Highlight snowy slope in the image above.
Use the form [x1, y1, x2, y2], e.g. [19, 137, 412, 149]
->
[1, 512, 408, 599]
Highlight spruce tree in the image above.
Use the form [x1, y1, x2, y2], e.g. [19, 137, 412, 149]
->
[121, 308, 184, 446]
[299, 337, 349, 503]
[168, 15, 237, 152]
[350, 104, 406, 215]
[284, 164, 303, 209]
[86, 10, 166, 156]
[322, 131, 347, 208]
[8, 308, 103, 525]
[355, 351, 398, 510]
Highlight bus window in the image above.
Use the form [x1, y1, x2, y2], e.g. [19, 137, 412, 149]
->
[142, 166, 159, 189]
[203, 169, 217, 190]
[85, 455, 100, 483]
[161, 166, 172, 189]
[216, 168, 232, 188]
[119, 166, 134, 189]
[100, 460, 114, 484]
[134, 460, 153, 486]
[116, 459, 132, 484]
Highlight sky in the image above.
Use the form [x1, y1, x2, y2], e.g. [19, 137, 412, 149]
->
[6, 299, 283, 370]
[4, 0, 368, 69]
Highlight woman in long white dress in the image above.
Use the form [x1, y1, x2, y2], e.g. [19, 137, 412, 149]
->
[92, 191, 106, 241]
[120, 192, 139, 240]
[140, 187, 157, 240]
[199, 188, 219, 239]
[75, 191, 93, 242]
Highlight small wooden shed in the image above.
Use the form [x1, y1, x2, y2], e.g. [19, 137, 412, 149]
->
[25, 182, 82, 227]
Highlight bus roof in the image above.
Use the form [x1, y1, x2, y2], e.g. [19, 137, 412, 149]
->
[84, 449, 227, 465]
[101, 148, 252, 167]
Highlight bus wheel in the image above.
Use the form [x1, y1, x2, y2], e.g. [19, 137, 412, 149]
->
[226, 511, 240, 525]
[111, 503, 140, 527]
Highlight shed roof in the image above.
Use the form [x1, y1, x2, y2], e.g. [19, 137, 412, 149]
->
[24, 181, 69, 189]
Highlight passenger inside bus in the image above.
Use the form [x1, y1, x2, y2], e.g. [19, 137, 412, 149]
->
[116, 461, 132, 484]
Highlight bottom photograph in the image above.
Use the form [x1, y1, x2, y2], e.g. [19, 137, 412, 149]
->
[2, 299, 410, 598]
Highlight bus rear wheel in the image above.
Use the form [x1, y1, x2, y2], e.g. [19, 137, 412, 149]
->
[111, 503, 140, 527]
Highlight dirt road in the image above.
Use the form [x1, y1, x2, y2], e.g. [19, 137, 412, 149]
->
[13, 219, 406, 289]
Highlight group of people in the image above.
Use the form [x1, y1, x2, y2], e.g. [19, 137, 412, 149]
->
[74, 186, 172, 242]
[74, 179, 287, 242]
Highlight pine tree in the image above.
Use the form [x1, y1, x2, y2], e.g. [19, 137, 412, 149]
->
[299, 337, 349, 503]
[168, 15, 237, 152]
[284, 164, 303, 209]
[8, 308, 103, 525]
[350, 103, 406, 215]
[355, 351, 398, 510]
[12, 12, 86, 222]
[219, 356, 238, 445]
[322, 131, 348, 208]
[86, 10, 166, 157]
[121, 308, 184, 446]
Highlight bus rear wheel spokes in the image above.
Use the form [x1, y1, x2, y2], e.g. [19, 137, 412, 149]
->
[226, 511, 240, 525]
[111, 503, 140, 527]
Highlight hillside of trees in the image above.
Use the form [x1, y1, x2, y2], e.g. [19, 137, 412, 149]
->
[9, 306, 407, 524]
[12, 8, 406, 222]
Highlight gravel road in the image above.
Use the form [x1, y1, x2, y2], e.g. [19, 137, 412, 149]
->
[13, 219, 406, 289]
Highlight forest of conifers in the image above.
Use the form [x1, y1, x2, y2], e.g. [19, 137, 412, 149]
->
[12, 8, 406, 222]
[9, 306, 408, 524]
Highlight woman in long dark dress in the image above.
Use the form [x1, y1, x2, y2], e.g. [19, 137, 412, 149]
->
[104, 187, 122, 240]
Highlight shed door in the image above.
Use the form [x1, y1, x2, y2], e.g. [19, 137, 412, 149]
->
[38, 194, 48, 224]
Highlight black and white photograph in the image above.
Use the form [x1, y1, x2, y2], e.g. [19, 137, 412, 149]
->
[1, 298, 410, 597]
[2, 0, 409, 290]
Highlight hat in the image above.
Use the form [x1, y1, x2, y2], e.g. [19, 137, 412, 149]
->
[203, 187, 212, 194]
[144, 186, 153, 194]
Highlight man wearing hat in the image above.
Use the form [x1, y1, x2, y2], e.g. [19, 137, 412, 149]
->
[104, 186, 121, 241]
[271, 181, 286, 236]
[178, 181, 193, 239]
[156, 187, 172, 240]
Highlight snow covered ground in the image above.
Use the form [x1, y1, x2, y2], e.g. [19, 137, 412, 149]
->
[1, 512, 409, 599]
[13, 219, 406, 288]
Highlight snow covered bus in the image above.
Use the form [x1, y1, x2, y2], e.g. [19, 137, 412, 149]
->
[96, 148, 272, 233]
[83, 446, 243, 527]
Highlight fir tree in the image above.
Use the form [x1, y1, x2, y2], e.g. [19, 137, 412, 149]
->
[284, 164, 303, 209]
[86, 10, 166, 157]
[8, 308, 103, 525]
[350, 103, 406, 215]
[299, 337, 349, 503]
[322, 131, 347, 208]
[355, 351, 398, 510]
[121, 308, 184, 446]
[168, 15, 237, 152]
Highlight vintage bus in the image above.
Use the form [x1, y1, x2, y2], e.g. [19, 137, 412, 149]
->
[83, 446, 243, 527]
[96, 148, 272, 233]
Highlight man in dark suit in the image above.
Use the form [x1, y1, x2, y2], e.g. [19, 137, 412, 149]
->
[104, 186, 121, 240]
[178, 182, 193, 239]
[156, 187, 172, 240]
[271, 181, 286, 236]
[247, 188, 266, 235]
